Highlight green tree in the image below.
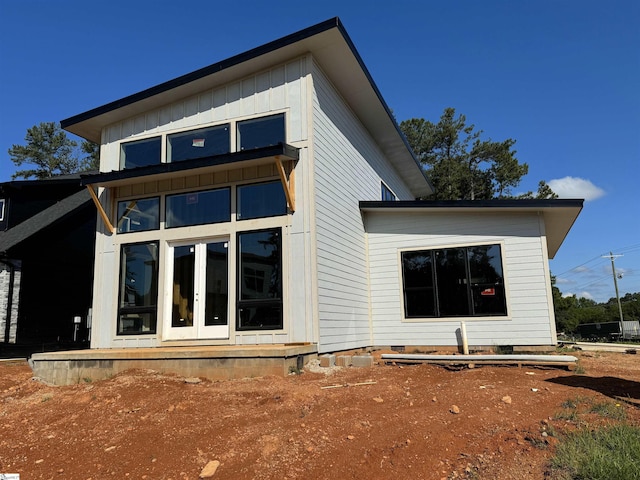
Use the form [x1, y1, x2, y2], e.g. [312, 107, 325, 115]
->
[8, 122, 99, 179]
[79, 140, 100, 172]
[400, 108, 552, 200]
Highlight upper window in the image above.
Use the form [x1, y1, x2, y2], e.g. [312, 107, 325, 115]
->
[0, 198, 5, 222]
[381, 183, 397, 201]
[117, 197, 160, 233]
[120, 137, 161, 169]
[167, 124, 230, 162]
[401, 244, 507, 318]
[117, 242, 159, 335]
[237, 114, 285, 151]
[165, 188, 230, 228]
[237, 181, 287, 220]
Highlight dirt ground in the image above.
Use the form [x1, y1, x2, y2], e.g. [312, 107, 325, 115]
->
[0, 350, 638, 480]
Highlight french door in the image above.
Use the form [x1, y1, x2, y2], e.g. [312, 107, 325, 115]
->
[165, 239, 229, 340]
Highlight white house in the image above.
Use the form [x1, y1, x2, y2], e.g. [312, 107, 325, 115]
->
[58, 18, 582, 361]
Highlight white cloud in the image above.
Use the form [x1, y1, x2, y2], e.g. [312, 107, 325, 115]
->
[548, 176, 606, 201]
[577, 291, 594, 300]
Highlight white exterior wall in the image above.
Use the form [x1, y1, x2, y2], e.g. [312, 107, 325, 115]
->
[90, 57, 314, 348]
[365, 211, 557, 347]
[310, 60, 414, 353]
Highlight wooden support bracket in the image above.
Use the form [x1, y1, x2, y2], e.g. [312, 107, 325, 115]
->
[275, 156, 295, 212]
[86, 185, 115, 234]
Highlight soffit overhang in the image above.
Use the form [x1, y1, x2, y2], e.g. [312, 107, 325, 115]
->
[61, 17, 433, 198]
[359, 199, 584, 259]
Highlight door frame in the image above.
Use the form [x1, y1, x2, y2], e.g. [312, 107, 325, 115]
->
[163, 237, 231, 341]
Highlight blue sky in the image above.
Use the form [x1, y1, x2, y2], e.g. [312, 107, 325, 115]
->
[0, 0, 638, 302]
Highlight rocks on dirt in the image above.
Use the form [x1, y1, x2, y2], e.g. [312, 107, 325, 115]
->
[199, 460, 220, 478]
[450, 405, 460, 414]
[501, 396, 512, 404]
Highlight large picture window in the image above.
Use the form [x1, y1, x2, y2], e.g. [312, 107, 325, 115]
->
[117, 242, 159, 335]
[167, 124, 230, 162]
[166, 188, 230, 228]
[117, 197, 160, 233]
[237, 181, 287, 220]
[237, 114, 285, 151]
[237, 228, 282, 330]
[120, 137, 161, 169]
[401, 244, 507, 318]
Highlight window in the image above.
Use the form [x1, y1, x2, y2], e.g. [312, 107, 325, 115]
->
[166, 188, 230, 228]
[237, 181, 287, 220]
[237, 229, 282, 330]
[381, 183, 396, 201]
[117, 242, 159, 335]
[401, 244, 506, 318]
[237, 114, 285, 151]
[120, 137, 161, 169]
[167, 124, 230, 162]
[0, 198, 5, 222]
[117, 197, 160, 233]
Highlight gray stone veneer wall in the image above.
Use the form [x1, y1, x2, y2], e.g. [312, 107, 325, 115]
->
[0, 259, 21, 343]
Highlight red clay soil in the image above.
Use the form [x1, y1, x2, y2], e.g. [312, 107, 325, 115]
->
[0, 350, 638, 480]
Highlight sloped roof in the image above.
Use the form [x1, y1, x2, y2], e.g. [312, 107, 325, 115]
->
[0, 189, 92, 254]
[60, 17, 433, 198]
[359, 199, 584, 259]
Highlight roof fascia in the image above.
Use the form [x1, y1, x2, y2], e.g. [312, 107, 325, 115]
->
[359, 199, 584, 258]
[60, 18, 433, 198]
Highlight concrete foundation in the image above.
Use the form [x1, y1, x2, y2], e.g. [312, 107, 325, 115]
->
[30, 344, 318, 385]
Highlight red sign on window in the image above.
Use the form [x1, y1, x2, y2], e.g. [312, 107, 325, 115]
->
[480, 287, 496, 296]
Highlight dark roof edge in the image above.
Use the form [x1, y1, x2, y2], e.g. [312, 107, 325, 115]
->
[61, 18, 341, 130]
[359, 199, 585, 209]
[332, 21, 433, 191]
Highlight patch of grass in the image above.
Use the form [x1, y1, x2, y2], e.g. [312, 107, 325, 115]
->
[41, 393, 53, 402]
[573, 361, 586, 374]
[550, 424, 640, 480]
[554, 409, 580, 422]
[83, 377, 92, 383]
[589, 401, 627, 421]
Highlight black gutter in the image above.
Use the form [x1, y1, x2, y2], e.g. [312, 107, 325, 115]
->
[80, 143, 299, 186]
[359, 199, 585, 209]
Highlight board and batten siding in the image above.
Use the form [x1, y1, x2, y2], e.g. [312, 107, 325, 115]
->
[365, 211, 557, 347]
[99, 58, 310, 171]
[310, 60, 414, 352]
[90, 57, 314, 348]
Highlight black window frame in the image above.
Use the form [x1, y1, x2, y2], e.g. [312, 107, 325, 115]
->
[120, 136, 162, 169]
[237, 113, 285, 151]
[236, 228, 283, 331]
[236, 180, 287, 221]
[165, 187, 231, 228]
[166, 124, 231, 163]
[401, 244, 507, 319]
[117, 241, 159, 335]
[381, 182, 397, 201]
[116, 197, 160, 233]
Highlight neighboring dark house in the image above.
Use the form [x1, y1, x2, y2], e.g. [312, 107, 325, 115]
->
[0, 175, 96, 355]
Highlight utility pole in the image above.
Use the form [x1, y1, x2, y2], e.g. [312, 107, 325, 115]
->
[603, 252, 625, 340]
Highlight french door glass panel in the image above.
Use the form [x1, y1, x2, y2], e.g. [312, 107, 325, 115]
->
[168, 240, 228, 339]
